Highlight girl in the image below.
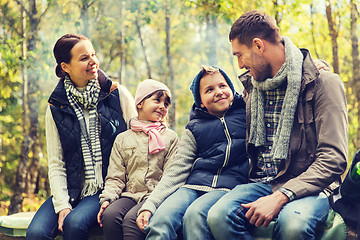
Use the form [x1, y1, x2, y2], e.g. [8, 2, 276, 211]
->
[97, 79, 179, 240]
[26, 34, 137, 240]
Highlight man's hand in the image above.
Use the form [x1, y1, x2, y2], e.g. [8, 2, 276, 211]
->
[136, 210, 152, 232]
[241, 191, 289, 228]
[97, 201, 110, 227]
[58, 208, 71, 232]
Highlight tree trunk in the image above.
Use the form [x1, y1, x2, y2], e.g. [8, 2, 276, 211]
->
[80, 0, 91, 37]
[118, 0, 125, 84]
[165, 2, 176, 129]
[351, 0, 360, 149]
[205, 14, 218, 65]
[310, 2, 320, 59]
[325, 0, 339, 74]
[8, 0, 29, 215]
[9, 0, 50, 213]
[135, 14, 152, 79]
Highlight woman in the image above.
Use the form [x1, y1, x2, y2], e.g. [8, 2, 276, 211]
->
[26, 34, 137, 240]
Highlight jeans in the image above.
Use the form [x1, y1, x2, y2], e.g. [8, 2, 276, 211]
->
[207, 183, 330, 240]
[101, 197, 145, 240]
[146, 187, 227, 240]
[26, 193, 100, 240]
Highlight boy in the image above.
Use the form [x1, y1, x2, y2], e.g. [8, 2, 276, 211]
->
[136, 66, 249, 239]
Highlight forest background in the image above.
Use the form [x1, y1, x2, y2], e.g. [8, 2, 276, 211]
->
[0, 0, 359, 215]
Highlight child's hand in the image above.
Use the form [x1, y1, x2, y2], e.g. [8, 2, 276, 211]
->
[97, 201, 110, 227]
[136, 210, 152, 232]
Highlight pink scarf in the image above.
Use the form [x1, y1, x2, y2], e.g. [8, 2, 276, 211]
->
[130, 119, 166, 154]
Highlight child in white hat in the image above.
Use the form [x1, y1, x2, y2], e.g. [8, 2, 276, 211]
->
[97, 79, 179, 240]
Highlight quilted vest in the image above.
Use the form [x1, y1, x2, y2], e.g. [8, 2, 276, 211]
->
[185, 93, 249, 189]
[48, 70, 127, 206]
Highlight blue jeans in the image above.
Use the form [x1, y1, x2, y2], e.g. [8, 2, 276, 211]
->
[146, 187, 226, 240]
[207, 183, 330, 240]
[26, 193, 100, 240]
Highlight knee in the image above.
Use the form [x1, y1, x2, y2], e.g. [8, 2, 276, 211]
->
[26, 224, 48, 240]
[183, 205, 205, 227]
[207, 204, 227, 230]
[63, 212, 86, 233]
[275, 216, 314, 240]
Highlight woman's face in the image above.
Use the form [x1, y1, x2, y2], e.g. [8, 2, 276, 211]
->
[61, 40, 99, 87]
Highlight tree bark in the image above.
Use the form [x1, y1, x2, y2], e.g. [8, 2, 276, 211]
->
[205, 13, 218, 65]
[165, 1, 176, 129]
[135, 14, 152, 79]
[351, 0, 360, 149]
[325, 0, 339, 74]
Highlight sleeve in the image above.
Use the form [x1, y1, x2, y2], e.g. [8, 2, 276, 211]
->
[163, 130, 179, 172]
[138, 129, 197, 215]
[282, 72, 348, 197]
[45, 106, 72, 213]
[117, 83, 137, 128]
[99, 134, 127, 205]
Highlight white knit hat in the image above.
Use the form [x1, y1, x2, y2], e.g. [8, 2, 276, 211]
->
[135, 79, 171, 106]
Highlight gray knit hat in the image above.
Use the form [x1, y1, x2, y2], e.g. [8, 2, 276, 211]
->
[190, 66, 235, 108]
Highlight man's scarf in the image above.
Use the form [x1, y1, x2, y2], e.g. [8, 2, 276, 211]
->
[249, 36, 303, 161]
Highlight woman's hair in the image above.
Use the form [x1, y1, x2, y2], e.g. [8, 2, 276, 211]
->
[53, 33, 89, 78]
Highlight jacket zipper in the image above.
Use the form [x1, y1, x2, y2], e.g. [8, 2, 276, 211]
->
[211, 117, 231, 187]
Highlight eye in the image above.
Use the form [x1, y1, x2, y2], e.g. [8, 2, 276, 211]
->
[81, 56, 88, 61]
[206, 88, 213, 93]
[164, 102, 170, 108]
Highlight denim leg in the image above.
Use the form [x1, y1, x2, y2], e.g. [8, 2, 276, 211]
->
[26, 197, 59, 240]
[273, 192, 330, 240]
[207, 183, 272, 240]
[146, 187, 199, 240]
[62, 193, 100, 240]
[183, 190, 227, 240]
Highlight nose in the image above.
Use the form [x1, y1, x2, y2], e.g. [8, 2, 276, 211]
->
[215, 87, 223, 96]
[237, 57, 245, 69]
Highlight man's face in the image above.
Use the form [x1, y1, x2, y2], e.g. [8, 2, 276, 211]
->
[231, 38, 272, 82]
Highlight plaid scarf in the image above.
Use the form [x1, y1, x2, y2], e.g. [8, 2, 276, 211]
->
[249, 36, 303, 162]
[64, 76, 103, 198]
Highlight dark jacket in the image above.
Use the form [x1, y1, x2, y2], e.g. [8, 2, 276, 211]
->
[185, 93, 249, 189]
[240, 49, 348, 198]
[48, 70, 127, 205]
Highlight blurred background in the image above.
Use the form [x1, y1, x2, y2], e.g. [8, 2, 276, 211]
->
[0, 0, 358, 215]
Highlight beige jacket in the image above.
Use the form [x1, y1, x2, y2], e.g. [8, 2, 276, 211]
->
[99, 124, 179, 204]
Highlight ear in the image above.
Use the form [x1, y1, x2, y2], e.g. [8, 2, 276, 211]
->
[61, 62, 70, 74]
[252, 38, 265, 54]
[200, 103, 205, 108]
[137, 101, 144, 109]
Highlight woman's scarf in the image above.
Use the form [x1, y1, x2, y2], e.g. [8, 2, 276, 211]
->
[130, 118, 166, 154]
[249, 36, 303, 161]
[64, 76, 103, 198]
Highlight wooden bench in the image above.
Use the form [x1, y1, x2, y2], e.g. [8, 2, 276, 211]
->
[0, 210, 348, 240]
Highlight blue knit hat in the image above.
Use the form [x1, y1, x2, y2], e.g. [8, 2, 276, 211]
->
[190, 66, 235, 108]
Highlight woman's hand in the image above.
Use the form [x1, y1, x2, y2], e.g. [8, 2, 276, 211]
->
[136, 210, 152, 232]
[97, 201, 110, 227]
[58, 208, 71, 232]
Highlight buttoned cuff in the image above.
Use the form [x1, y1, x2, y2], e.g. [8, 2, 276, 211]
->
[278, 187, 296, 201]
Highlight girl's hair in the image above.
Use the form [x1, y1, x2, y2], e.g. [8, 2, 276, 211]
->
[53, 33, 89, 78]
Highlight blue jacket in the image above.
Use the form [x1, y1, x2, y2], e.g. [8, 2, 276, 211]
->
[48, 70, 127, 206]
[185, 93, 249, 189]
